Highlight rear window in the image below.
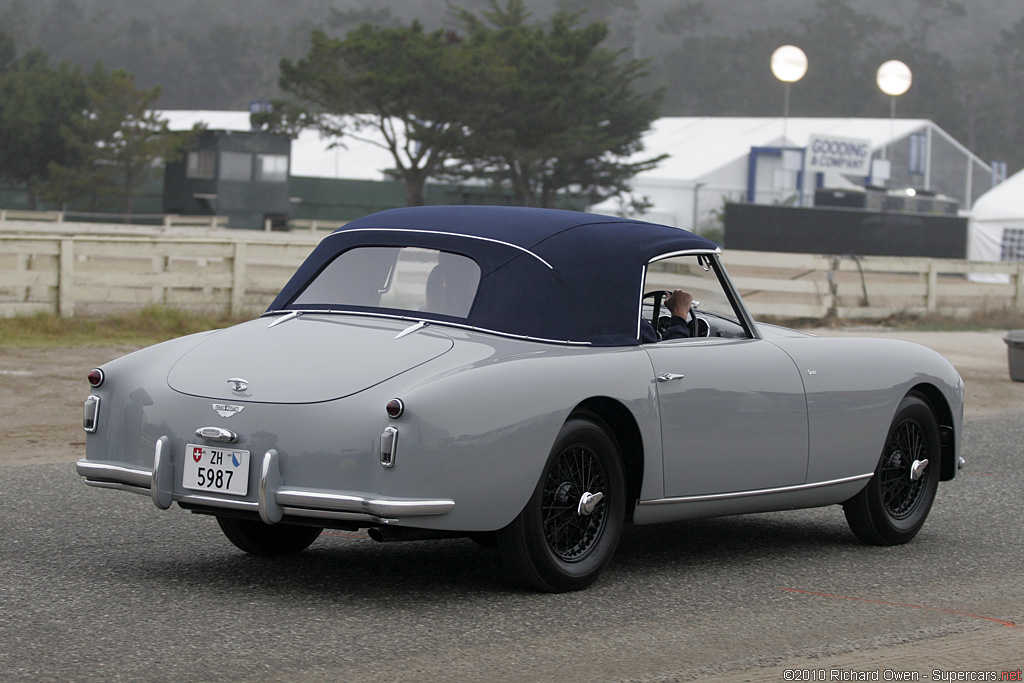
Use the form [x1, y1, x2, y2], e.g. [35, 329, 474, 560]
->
[291, 247, 481, 318]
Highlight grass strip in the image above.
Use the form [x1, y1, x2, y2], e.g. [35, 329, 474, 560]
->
[0, 306, 252, 349]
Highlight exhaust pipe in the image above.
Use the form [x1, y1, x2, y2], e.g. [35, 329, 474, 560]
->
[367, 526, 465, 543]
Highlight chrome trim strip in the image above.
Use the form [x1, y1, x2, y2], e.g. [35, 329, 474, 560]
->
[261, 309, 593, 346]
[326, 228, 555, 269]
[268, 310, 302, 328]
[84, 480, 151, 496]
[394, 321, 427, 340]
[275, 488, 454, 517]
[178, 494, 260, 511]
[649, 248, 723, 261]
[635, 264, 647, 341]
[281, 507, 398, 525]
[637, 473, 874, 507]
[76, 460, 152, 489]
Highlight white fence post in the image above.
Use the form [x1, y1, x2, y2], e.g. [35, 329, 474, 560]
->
[15, 253, 29, 302]
[1015, 263, 1024, 311]
[231, 241, 247, 317]
[58, 239, 75, 318]
[926, 262, 939, 311]
[152, 253, 168, 305]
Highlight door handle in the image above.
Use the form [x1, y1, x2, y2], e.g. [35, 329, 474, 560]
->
[656, 373, 685, 382]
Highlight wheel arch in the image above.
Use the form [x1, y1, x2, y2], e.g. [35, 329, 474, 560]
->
[907, 383, 958, 481]
[572, 397, 644, 521]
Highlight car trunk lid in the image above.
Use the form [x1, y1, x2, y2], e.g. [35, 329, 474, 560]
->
[166, 315, 454, 404]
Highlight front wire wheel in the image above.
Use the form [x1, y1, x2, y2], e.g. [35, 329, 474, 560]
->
[844, 394, 941, 545]
[498, 413, 625, 592]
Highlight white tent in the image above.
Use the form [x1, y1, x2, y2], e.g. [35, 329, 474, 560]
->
[968, 168, 1024, 263]
[590, 116, 990, 231]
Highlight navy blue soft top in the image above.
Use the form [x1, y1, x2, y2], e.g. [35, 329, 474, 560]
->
[268, 205, 719, 346]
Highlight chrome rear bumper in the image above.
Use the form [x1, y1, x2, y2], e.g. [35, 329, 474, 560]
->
[76, 439, 454, 526]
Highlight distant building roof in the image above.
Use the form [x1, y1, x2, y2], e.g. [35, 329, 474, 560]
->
[638, 116, 946, 181]
[159, 110, 397, 181]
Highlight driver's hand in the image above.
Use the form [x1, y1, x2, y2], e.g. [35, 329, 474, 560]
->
[665, 290, 693, 317]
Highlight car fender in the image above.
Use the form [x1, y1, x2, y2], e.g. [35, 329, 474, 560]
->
[767, 336, 963, 484]
[375, 337, 661, 532]
[83, 331, 218, 467]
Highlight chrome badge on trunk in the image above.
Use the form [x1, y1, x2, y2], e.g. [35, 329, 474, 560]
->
[213, 404, 244, 418]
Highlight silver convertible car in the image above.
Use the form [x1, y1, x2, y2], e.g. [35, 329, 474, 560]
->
[77, 206, 964, 592]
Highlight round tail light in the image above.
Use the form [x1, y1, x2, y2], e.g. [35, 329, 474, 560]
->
[385, 398, 405, 419]
[87, 369, 105, 387]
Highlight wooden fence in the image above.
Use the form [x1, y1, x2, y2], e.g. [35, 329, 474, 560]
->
[724, 250, 1024, 320]
[0, 225, 322, 318]
[0, 209, 230, 229]
[2, 222, 1024, 320]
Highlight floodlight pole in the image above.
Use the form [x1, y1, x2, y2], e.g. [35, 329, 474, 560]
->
[770, 45, 807, 206]
[887, 96, 896, 160]
[875, 60, 912, 172]
[782, 82, 791, 153]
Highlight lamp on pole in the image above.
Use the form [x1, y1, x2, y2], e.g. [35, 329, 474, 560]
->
[770, 45, 808, 152]
[876, 59, 912, 161]
[770, 45, 808, 205]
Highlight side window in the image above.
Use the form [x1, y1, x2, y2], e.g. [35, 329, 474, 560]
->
[643, 254, 751, 340]
[186, 150, 216, 179]
[291, 247, 480, 318]
[219, 151, 252, 181]
[255, 154, 289, 182]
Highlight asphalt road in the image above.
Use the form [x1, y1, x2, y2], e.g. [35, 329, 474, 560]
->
[2, 413, 1021, 682]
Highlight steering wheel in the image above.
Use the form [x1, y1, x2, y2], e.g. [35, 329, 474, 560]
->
[643, 290, 710, 338]
[643, 290, 698, 338]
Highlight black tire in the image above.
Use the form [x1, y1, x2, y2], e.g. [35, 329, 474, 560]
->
[216, 516, 322, 556]
[843, 394, 941, 546]
[497, 413, 625, 592]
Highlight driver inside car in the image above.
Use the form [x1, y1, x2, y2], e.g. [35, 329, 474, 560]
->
[641, 289, 693, 343]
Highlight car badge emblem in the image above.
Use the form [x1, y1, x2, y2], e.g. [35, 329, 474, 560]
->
[213, 404, 244, 418]
[227, 377, 249, 392]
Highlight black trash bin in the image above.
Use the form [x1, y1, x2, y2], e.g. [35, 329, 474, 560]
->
[1004, 330, 1024, 382]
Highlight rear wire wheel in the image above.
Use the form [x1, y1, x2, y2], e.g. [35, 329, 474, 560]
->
[497, 413, 625, 592]
[844, 394, 941, 545]
[216, 516, 322, 556]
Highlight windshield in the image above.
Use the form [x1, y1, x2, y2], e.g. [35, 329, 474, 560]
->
[290, 246, 481, 318]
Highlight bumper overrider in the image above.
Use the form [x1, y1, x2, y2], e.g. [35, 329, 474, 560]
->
[76, 435, 454, 526]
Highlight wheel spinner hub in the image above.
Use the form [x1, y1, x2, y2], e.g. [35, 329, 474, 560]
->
[881, 421, 928, 519]
[542, 445, 608, 562]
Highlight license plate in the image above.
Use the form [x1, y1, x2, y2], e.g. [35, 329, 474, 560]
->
[183, 444, 250, 496]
